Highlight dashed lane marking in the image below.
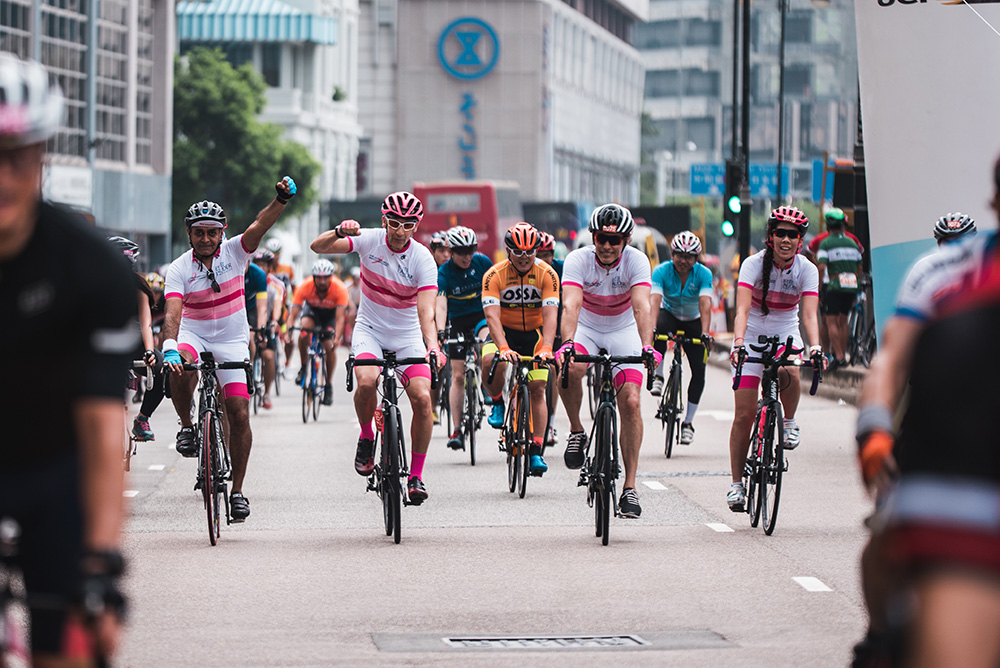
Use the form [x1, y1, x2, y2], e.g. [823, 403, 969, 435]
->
[642, 480, 668, 490]
[793, 577, 832, 592]
[123, 490, 139, 498]
[705, 523, 734, 532]
[148, 464, 165, 471]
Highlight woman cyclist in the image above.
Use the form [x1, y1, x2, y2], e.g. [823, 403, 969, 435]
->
[726, 206, 824, 512]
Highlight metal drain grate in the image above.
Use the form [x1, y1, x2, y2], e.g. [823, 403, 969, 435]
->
[444, 634, 649, 650]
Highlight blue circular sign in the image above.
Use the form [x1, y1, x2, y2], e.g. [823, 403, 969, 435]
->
[438, 17, 500, 81]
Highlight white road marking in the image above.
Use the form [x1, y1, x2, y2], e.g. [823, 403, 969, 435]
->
[148, 464, 165, 471]
[698, 409, 735, 421]
[123, 490, 139, 498]
[793, 577, 832, 592]
[706, 523, 734, 532]
[642, 480, 668, 490]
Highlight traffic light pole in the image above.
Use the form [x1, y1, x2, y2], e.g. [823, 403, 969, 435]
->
[738, 0, 752, 264]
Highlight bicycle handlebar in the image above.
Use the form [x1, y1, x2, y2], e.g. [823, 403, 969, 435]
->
[345, 352, 440, 392]
[559, 350, 655, 391]
[486, 354, 556, 385]
[177, 359, 254, 395]
[732, 335, 823, 395]
[131, 360, 155, 391]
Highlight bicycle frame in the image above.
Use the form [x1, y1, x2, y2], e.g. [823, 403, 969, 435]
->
[654, 331, 705, 458]
[443, 329, 485, 464]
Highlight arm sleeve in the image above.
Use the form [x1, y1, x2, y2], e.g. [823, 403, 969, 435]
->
[697, 265, 714, 297]
[800, 260, 820, 294]
[164, 259, 185, 300]
[561, 250, 584, 288]
[541, 265, 560, 307]
[737, 253, 759, 290]
[291, 280, 309, 307]
[650, 264, 665, 295]
[628, 249, 652, 288]
[231, 234, 254, 266]
[437, 265, 448, 296]
[482, 266, 500, 308]
[417, 249, 438, 291]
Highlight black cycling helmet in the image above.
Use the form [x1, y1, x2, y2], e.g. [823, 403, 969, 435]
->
[108, 235, 139, 266]
[933, 212, 976, 242]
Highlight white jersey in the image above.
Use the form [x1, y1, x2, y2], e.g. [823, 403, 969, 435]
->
[349, 228, 438, 332]
[895, 232, 997, 322]
[737, 250, 819, 333]
[562, 245, 651, 332]
[165, 234, 254, 343]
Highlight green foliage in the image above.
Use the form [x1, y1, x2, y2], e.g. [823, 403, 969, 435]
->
[172, 47, 320, 245]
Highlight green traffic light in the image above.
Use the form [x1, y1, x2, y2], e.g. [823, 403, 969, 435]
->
[727, 195, 741, 214]
[721, 220, 735, 237]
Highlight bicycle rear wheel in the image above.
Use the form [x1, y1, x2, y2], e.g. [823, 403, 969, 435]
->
[595, 406, 613, 545]
[301, 354, 312, 424]
[465, 368, 477, 466]
[761, 402, 784, 535]
[382, 405, 401, 543]
[201, 410, 219, 546]
[516, 384, 530, 499]
[252, 356, 262, 414]
[746, 406, 765, 528]
[663, 366, 681, 458]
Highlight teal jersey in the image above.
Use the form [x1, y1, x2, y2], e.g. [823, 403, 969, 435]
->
[650, 261, 713, 321]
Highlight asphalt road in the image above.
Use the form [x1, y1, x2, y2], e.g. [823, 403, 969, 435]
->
[117, 353, 869, 667]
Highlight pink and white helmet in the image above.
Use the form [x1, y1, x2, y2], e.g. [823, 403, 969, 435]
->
[381, 191, 424, 222]
[671, 231, 702, 256]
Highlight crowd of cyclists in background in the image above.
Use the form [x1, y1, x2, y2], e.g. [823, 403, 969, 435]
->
[3, 52, 996, 667]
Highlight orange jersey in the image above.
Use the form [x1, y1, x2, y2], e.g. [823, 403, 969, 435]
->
[481, 259, 560, 331]
[292, 276, 348, 311]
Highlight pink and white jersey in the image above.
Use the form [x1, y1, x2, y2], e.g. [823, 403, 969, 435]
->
[562, 245, 651, 332]
[164, 235, 255, 343]
[737, 250, 819, 331]
[349, 228, 438, 332]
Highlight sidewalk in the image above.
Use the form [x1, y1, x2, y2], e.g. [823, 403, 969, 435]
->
[709, 333, 866, 406]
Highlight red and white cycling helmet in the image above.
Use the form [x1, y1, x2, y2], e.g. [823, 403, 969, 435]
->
[670, 231, 702, 256]
[381, 191, 424, 222]
[538, 232, 555, 253]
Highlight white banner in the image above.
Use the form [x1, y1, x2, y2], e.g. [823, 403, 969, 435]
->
[855, 0, 1000, 331]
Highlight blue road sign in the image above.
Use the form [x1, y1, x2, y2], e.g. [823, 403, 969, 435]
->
[812, 159, 836, 203]
[690, 163, 725, 196]
[748, 164, 789, 198]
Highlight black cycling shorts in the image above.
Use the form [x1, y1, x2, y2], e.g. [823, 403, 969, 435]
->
[0, 455, 85, 654]
[446, 313, 486, 359]
[821, 290, 855, 316]
[301, 304, 338, 331]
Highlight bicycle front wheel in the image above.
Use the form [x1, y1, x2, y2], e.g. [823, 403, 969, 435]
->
[382, 404, 402, 543]
[465, 368, 477, 466]
[586, 367, 598, 419]
[312, 355, 323, 421]
[505, 401, 519, 493]
[746, 406, 764, 528]
[201, 410, 219, 546]
[516, 383, 530, 499]
[301, 354, 312, 424]
[594, 407, 613, 545]
[252, 356, 262, 415]
[761, 403, 784, 535]
[664, 366, 681, 458]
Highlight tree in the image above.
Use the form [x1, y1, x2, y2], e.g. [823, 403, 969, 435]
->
[172, 47, 320, 246]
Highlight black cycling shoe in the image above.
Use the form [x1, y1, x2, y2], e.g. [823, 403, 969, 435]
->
[175, 426, 197, 457]
[446, 430, 464, 450]
[563, 431, 587, 470]
[355, 438, 376, 476]
[407, 476, 428, 505]
[322, 386, 333, 406]
[295, 368, 305, 386]
[230, 492, 250, 522]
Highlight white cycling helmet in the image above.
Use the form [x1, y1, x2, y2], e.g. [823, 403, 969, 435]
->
[671, 231, 702, 256]
[588, 203, 635, 237]
[445, 226, 477, 249]
[0, 54, 64, 150]
[311, 259, 336, 277]
[265, 238, 282, 253]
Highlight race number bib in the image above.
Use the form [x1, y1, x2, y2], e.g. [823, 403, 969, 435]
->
[838, 273, 858, 290]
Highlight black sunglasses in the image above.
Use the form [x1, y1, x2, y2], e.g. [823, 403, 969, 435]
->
[771, 228, 802, 239]
[671, 250, 696, 260]
[595, 233, 624, 246]
[206, 268, 221, 293]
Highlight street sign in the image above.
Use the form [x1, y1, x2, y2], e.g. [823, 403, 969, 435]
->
[748, 164, 789, 198]
[812, 158, 836, 203]
[690, 163, 725, 196]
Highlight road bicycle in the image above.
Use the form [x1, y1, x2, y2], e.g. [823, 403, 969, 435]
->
[654, 331, 706, 459]
[561, 349, 654, 545]
[488, 354, 555, 499]
[294, 326, 330, 423]
[733, 335, 821, 535]
[124, 359, 155, 471]
[585, 365, 601, 419]
[346, 351, 439, 544]
[847, 274, 877, 368]
[442, 330, 485, 466]
[250, 329, 266, 415]
[180, 353, 252, 546]
[435, 357, 452, 434]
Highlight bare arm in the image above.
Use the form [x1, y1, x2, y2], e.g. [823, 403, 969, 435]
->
[540, 304, 558, 350]
[649, 292, 661, 323]
[417, 289, 438, 351]
[699, 294, 712, 334]
[75, 398, 125, 551]
[162, 297, 182, 343]
[560, 285, 583, 343]
[138, 292, 154, 352]
[733, 285, 752, 344]
[256, 296, 267, 334]
[242, 178, 295, 251]
[435, 294, 448, 335]
[631, 284, 653, 348]
[334, 306, 346, 346]
[801, 293, 821, 348]
[484, 305, 509, 350]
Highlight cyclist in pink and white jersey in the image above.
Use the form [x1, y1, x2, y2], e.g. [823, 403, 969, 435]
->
[310, 191, 444, 505]
[557, 203, 658, 519]
[726, 206, 824, 513]
[162, 176, 297, 522]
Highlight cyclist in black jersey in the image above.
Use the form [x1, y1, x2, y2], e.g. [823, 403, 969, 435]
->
[0, 54, 135, 665]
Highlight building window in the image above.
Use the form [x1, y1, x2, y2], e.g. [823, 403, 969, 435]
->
[644, 70, 679, 99]
[262, 43, 280, 87]
[135, 0, 154, 165]
[95, 0, 128, 162]
[785, 63, 811, 97]
[41, 0, 88, 158]
[635, 19, 680, 50]
[0, 0, 33, 58]
[786, 11, 811, 44]
[687, 19, 722, 47]
[685, 69, 720, 97]
[686, 117, 715, 151]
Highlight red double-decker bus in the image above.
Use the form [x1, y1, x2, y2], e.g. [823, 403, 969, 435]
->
[412, 180, 522, 261]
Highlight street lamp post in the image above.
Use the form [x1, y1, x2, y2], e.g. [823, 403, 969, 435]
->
[738, 0, 752, 264]
[776, 0, 788, 203]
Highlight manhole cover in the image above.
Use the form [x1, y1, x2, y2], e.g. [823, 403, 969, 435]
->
[373, 630, 732, 652]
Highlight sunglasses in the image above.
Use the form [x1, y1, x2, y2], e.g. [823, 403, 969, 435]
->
[205, 268, 221, 293]
[672, 251, 696, 260]
[508, 248, 536, 258]
[771, 228, 802, 240]
[386, 218, 418, 231]
[595, 233, 625, 246]
[451, 247, 476, 256]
